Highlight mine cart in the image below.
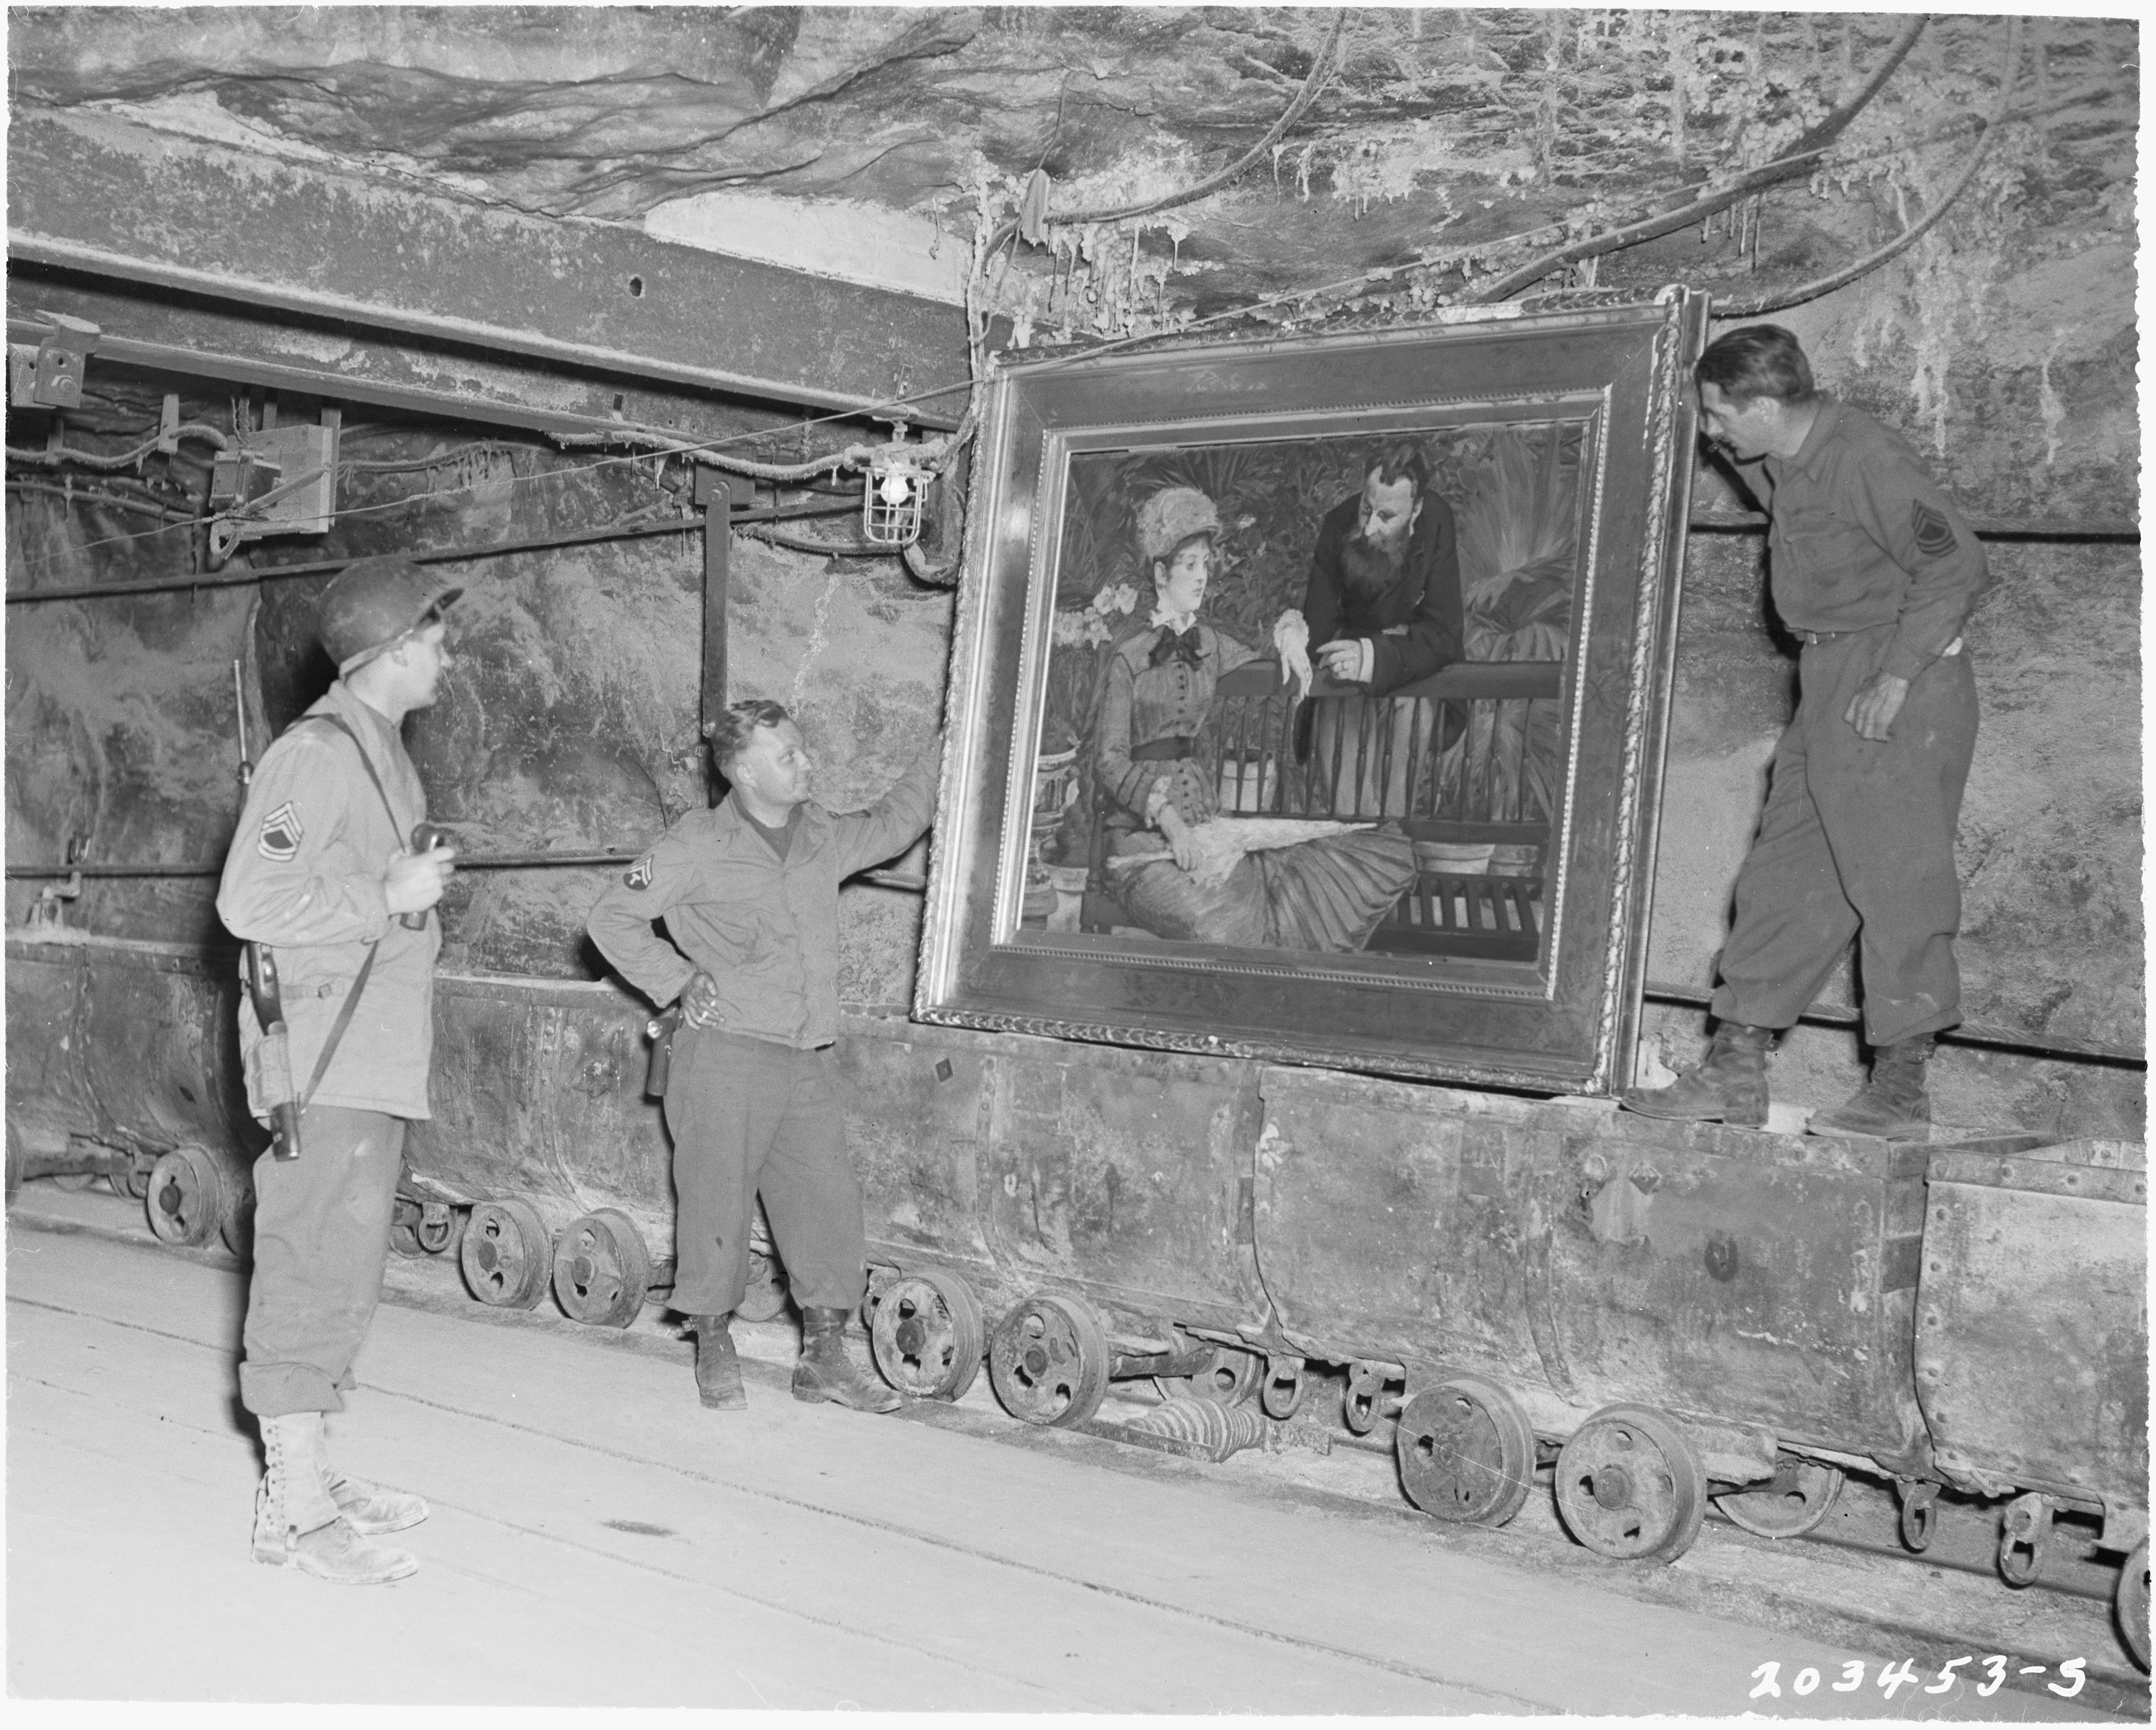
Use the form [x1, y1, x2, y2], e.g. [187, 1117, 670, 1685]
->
[1914, 1137, 2150, 1665]
[1252, 1064, 1939, 1562]
[846, 1020, 1266, 1415]
[6, 932, 257, 1249]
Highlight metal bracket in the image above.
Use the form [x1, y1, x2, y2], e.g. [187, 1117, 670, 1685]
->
[24, 871, 82, 930]
[1897, 1478, 1941, 1552]
[2105, 1503, 2152, 1555]
[1579, 1149, 1659, 1246]
[8, 343, 41, 407]
[1261, 1354, 1308, 1420]
[25, 311, 97, 408]
[1999, 1491, 2053, 1587]
[205, 414, 342, 567]
[1343, 1359, 1405, 1434]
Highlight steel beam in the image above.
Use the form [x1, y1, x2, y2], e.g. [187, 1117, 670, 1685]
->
[8, 110, 970, 429]
[6, 273, 805, 445]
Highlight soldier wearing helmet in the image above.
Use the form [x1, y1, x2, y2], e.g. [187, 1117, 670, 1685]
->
[216, 553, 461, 1584]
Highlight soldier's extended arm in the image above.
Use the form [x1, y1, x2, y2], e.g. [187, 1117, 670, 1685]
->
[833, 737, 945, 878]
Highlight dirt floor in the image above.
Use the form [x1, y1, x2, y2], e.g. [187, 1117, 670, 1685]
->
[6, 1181, 2141, 1719]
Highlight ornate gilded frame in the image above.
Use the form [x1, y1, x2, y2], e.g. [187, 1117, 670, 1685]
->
[916, 293, 1706, 1094]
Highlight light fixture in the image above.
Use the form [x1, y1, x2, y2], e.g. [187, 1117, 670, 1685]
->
[861, 423, 927, 547]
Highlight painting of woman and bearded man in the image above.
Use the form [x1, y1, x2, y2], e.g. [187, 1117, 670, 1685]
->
[1022, 421, 1584, 962]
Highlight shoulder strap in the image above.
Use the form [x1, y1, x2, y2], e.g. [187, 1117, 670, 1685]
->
[284, 711, 399, 1115]
[301, 941, 379, 1112]
[297, 712, 404, 837]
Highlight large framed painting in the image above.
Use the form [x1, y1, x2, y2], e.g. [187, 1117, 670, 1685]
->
[916, 292, 1708, 1094]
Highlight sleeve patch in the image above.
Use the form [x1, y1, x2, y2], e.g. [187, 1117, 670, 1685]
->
[1912, 500, 1958, 556]
[623, 855, 655, 890]
[257, 802, 303, 862]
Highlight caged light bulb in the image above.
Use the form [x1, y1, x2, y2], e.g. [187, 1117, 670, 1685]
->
[878, 468, 913, 506]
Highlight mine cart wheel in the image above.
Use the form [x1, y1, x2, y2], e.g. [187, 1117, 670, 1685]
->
[461, 1198, 554, 1310]
[988, 1291, 1111, 1428]
[146, 1145, 226, 1249]
[1716, 1455, 1845, 1539]
[553, 1209, 654, 1328]
[1554, 1403, 1708, 1563]
[869, 1269, 985, 1402]
[112, 1160, 148, 1202]
[737, 1250, 791, 1323]
[1157, 1344, 1264, 1409]
[53, 1171, 102, 1192]
[2117, 1540, 2150, 1672]
[1396, 1377, 1537, 1528]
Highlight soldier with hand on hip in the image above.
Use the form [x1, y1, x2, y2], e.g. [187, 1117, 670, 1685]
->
[587, 698, 941, 1414]
[1624, 324, 1989, 1139]
[218, 555, 461, 1584]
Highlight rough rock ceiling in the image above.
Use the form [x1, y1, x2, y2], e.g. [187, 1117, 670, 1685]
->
[14, 7, 2134, 329]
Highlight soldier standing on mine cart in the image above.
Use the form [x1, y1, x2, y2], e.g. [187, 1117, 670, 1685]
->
[587, 698, 941, 1414]
[1625, 324, 1990, 1139]
[217, 556, 461, 1582]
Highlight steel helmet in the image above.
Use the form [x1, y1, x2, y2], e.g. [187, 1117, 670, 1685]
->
[316, 556, 463, 674]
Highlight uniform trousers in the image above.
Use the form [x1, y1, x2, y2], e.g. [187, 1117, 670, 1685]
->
[1710, 624, 1978, 1047]
[239, 1104, 406, 1417]
[662, 1026, 866, 1316]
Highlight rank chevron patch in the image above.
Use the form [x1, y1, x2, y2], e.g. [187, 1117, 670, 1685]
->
[257, 801, 303, 862]
[1912, 500, 1958, 556]
[623, 855, 655, 890]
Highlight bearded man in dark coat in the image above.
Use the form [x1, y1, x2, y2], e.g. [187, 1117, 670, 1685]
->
[1292, 441, 1463, 814]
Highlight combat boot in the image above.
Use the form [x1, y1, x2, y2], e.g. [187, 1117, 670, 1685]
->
[252, 1412, 418, 1584]
[1808, 1035, 1935, 1139]
[1620, 1021, 1775, 1128]
[689, 1313, 747, 1410]
[326, 1472, 428, 1534]
[792, 1306, 901, 1413]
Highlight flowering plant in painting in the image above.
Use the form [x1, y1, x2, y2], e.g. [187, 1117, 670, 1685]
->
[1042, 582, 1137, 752]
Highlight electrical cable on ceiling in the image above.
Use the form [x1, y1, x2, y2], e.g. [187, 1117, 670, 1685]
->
[1459, 15, 1930, 306]
[336, 440, 528, 473]
[1714, 19, 2025, 318]
[5, 479, 195, 522]
[4, 21, 2127, 595]
[735, 523, 892, 558]
[7, 362, 990, 577]
[983, 10, 1346, 252]
[4, 494, 874, 604]
[4, 422, 230, 469]
[4, 25, 2008, 590]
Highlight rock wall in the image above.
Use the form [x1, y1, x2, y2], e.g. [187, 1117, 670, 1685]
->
[6, 9, 2139, 1138]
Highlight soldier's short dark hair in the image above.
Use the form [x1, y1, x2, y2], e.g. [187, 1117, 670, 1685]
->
[1696, 324, 1818, 406]
[1365, 440, 1431, 499]
[706, 698, 792, 771]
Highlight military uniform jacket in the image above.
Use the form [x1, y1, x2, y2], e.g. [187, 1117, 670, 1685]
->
[1301, 490, 1463, 695]
[1758, 396, 1992, 680]
[216, 680, 439, 1120]
[586, 744, 941, 1050]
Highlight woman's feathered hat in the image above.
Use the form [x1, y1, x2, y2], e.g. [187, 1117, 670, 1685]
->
[1134, 486, 1221, 565]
